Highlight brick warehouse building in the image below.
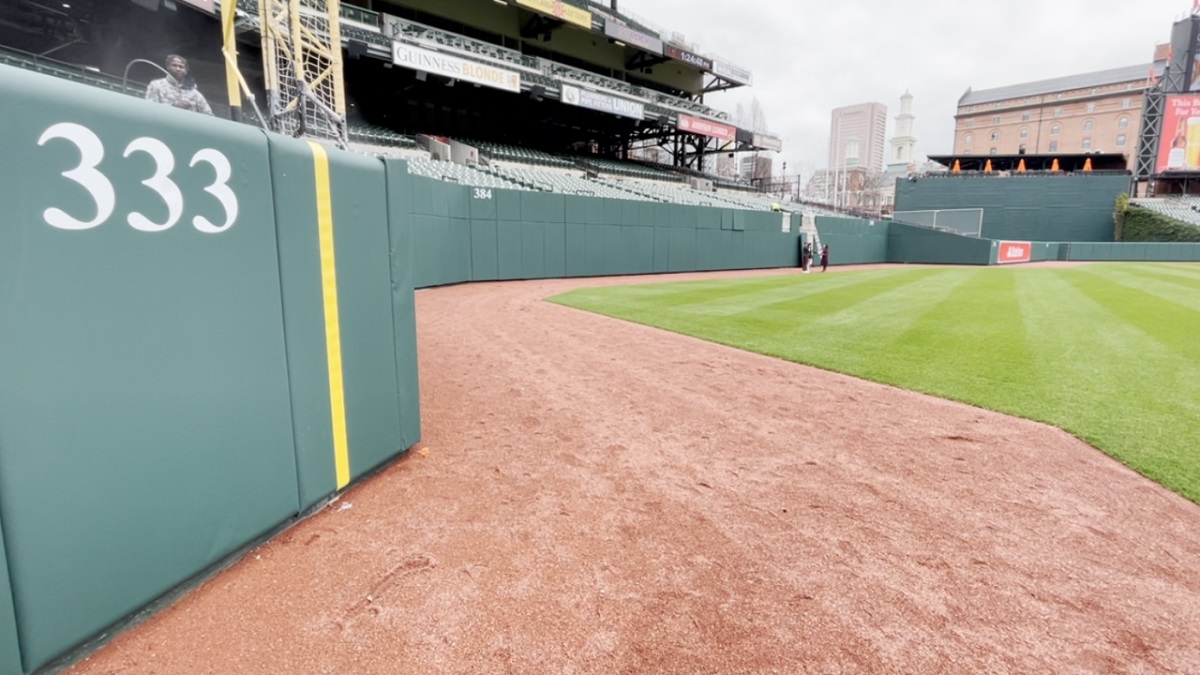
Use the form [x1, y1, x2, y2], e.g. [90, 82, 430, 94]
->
[953, 48, 1168, 169]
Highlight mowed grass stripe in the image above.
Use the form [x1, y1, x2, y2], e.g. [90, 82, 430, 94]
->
[1120, 262, 1200, 282]
[1025, 269, 1200, 501]
[555, 277, 801, 319]
[1104, 264, 1200, 297]
[869, 269, 1041, 409]
[555, 268, 959, 364]
[549, 264, 1200, 503]
[791, 269, 977, 370]
[572, 267, 929, 318]
[724, 269, 972, 362]
[725, 268, 944, 333]
[1069, 267, 1200, 361]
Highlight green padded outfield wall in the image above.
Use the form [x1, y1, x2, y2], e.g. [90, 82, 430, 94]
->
[1026, 242, 1068, 262]
[269, 138, 418, 510]
[894, 174, 1128, 242]
[0, 514, 19, 675]
[382, 162, 422, 453]
[993, 241, 1200, 262]
[400, 180, 800, 289]
[1064, 242, 1200, 261]
[813, 216, 890, 264]
[408, 175, 473, 287]
[887, 222, 996, 265]
[0, 66, 301, 671]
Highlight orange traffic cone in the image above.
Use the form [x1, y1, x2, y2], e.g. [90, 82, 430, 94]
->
[952, 159, 961, 174]
[984, 159, 993, 173]
[1051, 158, 1060, 172]
[1083, 157, 1093, 172]
[1017, 158, 1027, 173]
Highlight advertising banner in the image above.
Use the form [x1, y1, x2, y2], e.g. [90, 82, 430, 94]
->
[1191, 20, 1200, 92]
[665, 44, 712, 71]
[996, 241, 1032, 264]
[603, 21, 663, 54]
[678, 114, 736, 141]
[712, 60, 753, 85]
[754, 133, 783, 152]
[392, 42, 521, 93]
[1156, 94, 1200, 172]
[561, 84, 645, 120]
[515, 0, 592, 29]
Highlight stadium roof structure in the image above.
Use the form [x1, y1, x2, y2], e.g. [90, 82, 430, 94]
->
[958, 63, 1162, 107]
[927, 153, 1130, 173]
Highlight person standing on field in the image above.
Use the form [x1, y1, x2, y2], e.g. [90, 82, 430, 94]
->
[821, 245, 829, 272]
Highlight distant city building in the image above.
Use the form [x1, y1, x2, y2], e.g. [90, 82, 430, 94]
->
[629, 145, 666, 165]
[803, 167, 885, 213]
[883, 91, 918, 212]
[829, 102, 888, 172]
[716, 147, 736, 179]
[739, 154, 773, 181]
[888, 91, 917, 173]
[952, 49, 1167, 169]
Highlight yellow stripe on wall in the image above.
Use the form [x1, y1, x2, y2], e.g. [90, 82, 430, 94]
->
[308, 141, 351, 490]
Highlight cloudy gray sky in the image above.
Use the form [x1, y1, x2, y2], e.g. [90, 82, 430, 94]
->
[620, 0, 1192, 177]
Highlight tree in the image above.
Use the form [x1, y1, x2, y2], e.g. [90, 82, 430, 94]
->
[734, 102, 747, 128]
[858, 169, 893, 214]
[748, 96, 768, 133]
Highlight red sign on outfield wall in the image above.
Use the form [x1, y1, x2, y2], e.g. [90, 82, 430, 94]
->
[996, 241, 1032, 264]
[677, 114, 736, 141]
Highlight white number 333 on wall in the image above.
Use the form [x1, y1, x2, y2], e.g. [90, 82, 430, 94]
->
[37, 122, 240, 234]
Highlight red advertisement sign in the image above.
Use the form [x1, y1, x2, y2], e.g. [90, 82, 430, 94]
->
[677, 114, 736, 141]
[1157, 95, 1200, 173]
[996, 241, 1032, 264]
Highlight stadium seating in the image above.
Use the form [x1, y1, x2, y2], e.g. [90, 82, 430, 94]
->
[1130, 198, 1200, 227]
[348, 123, 419, 148]
[407, 158, 530, 191]
[578, 157, 686, 182]
[481, 166, 652, 200]
[473, 141, 578, 170]
[0, 45, 140, 96]
[596, 178, 732, 208]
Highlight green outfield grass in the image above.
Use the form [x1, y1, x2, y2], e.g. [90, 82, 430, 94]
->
[549, 263, 1200, 504]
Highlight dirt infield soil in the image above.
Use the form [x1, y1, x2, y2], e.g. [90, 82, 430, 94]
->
[67, 265, 1200, 674]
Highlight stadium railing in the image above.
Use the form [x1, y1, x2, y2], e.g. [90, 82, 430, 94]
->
[385, 15, 540, 72]
[225, 0, 733, 124]
[347, 123, 418, 148]
[578, 157, 686, 183]
[0, 45, 144, 96]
